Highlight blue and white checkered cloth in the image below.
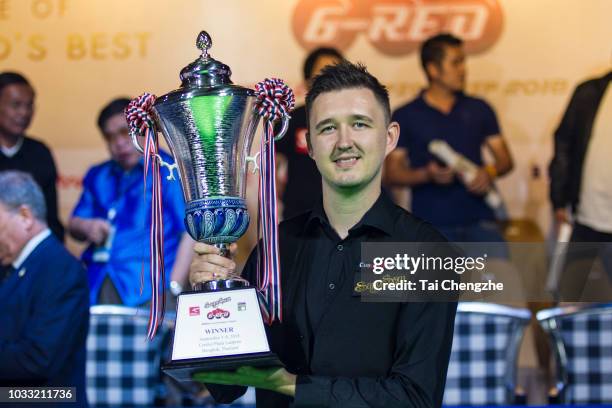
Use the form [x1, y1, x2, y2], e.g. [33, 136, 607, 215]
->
[443, 304, 530, 405]
[554, 307, 612, 404]
[86, 307, 172, 407]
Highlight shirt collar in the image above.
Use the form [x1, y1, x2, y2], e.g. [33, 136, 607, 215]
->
[303, 192, 396, 236]
[12, 228, 51, 269]
[0, 136, 24, 158]
[417, 89, 465, 109]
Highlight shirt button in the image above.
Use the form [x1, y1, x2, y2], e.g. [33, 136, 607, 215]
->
[336, 244, 343, 251]
[329, 283, 336, 290]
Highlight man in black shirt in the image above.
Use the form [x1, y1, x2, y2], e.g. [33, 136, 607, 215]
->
[190, 61, 457, 407]
[276, 47, 343, 219]
[0, 72, 64, 240]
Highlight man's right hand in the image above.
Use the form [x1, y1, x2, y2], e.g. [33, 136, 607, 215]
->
[426, 161, 455, 185]
[189, 243, 238, 289]
[554, 208, 572, 238]
[555, 208, 570, 224]
[83, 219, 111, 245]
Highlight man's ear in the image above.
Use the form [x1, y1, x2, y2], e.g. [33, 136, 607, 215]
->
[384, 121, 400, 156]
[17, 205, 36, 231]
[306, 131, 314, 158]
[425, 62, 440, 82]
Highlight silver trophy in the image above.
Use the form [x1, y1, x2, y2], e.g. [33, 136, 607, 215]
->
[130, 31, 287, 380]
[131, 31, 288, 289]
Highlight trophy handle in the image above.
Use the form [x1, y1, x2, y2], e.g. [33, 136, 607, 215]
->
[130, 129, 146, 154]
[273, 113, 291, 142]
[130, 128, 179, 181]
[245, 152, 261, 174]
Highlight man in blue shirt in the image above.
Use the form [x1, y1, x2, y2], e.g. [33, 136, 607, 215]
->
[385, 33, 513, 243]
[69, 98, 192, 306]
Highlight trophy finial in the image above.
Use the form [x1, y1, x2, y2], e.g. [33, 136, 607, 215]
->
[179, 30, 232, 88]
[197, 31, 212, 58]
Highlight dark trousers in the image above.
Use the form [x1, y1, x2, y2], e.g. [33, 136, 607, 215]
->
[97, 276, 178, 310]
[558, 223, 612, 301]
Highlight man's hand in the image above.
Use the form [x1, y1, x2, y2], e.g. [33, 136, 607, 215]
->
[466, 167, 493, 195]
[554, 208, 572, 237]
[193, 366, 297, 397]
[554, 208, 570, 224]
[82, 219, 111, 245]
[426, 161, 455, 185]
[189, 242, 238, 288]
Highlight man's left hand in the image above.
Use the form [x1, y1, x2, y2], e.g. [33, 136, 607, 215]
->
[466, 168, 493, 195]
[193, 366, 297, 397]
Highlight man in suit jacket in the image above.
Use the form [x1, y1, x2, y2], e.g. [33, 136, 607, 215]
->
[0, 170, 89, 407]
[189, 61, 457, 407]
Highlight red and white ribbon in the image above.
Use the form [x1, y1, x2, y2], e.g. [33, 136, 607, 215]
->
[253, 78, 295, 324]
[125, 93, 166, 340]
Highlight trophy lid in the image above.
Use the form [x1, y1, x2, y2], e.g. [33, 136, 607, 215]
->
[179, 31, 233, 88]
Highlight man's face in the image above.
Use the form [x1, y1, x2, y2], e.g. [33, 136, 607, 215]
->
[0, 84, 35, 139]
[103, 112, 140, 171]
[429, 45, 466, 92]
[0, 203, 29, 266]
[307, 88, 398, 192]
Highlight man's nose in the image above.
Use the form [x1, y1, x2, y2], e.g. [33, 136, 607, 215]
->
[115, 134, 133, 149]
[336, 124, 355, 149]
[16, 104, 32, 117]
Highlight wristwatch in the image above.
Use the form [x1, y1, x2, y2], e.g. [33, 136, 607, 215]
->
[169, 280, 183, 296]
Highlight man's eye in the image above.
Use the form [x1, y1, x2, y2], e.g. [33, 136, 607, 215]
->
[353, 121, 369, 129]
[320, 125, 336, 133]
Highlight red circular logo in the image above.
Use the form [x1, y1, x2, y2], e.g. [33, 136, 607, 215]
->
[292, 0, 504, 56]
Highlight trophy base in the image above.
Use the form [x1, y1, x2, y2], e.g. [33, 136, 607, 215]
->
[167, 287, 279, 384]
[193, 278, 248, 292]
[162, 352, 283, 383]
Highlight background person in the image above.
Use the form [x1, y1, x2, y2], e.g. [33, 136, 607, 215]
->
[276, 47, 344, 219]
[0, 170, 89, 407]
[384, 33, 513, 244]
[69, 98, 193, 306]
[549, 70, 612, 299]
[0, 72, 65, 240]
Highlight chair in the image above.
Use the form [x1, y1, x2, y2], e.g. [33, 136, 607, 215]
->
[86, 305, 174, 407]
[443, 302, 531, 405]
[537, 303, 612, 404]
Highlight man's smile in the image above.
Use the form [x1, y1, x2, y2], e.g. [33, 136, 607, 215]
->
[333, 154, 361, 169]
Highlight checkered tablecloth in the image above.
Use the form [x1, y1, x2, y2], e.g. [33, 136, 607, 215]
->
[443, 304, 530, 406]
[86, 305, 258, 407]
[86, 306, 172, 407]
[555, 307, 612, 404]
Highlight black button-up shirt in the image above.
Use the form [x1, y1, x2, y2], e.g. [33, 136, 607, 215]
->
[304, 195, 400, 334]
[208, 192, 458, 408]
